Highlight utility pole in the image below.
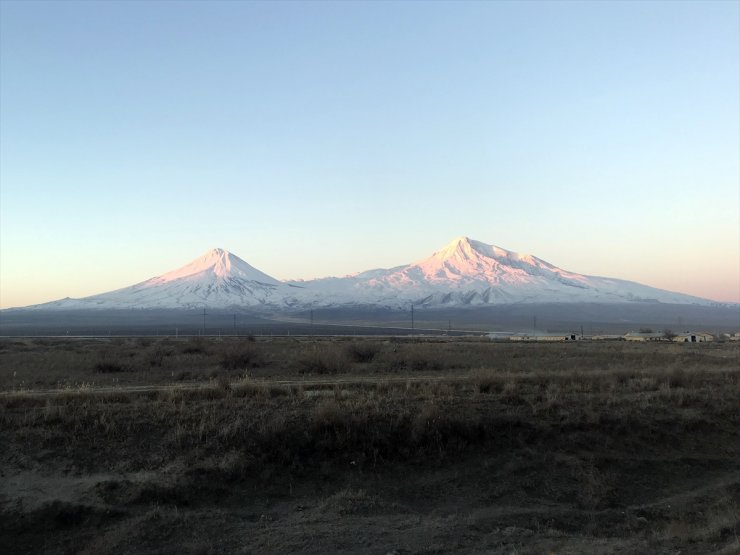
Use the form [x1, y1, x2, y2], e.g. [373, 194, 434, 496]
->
[202, 308, 207, 335]
[310, 309, 314, 326]
[411, 305, 415, 332]
[533, 315, 537, 336]
[233, 314, 237, 336]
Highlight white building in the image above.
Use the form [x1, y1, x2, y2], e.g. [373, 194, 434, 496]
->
[672, 332, 714, 343]
[623, 331, 667, 342]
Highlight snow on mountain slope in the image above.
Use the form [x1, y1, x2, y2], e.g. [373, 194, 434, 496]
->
[35, 248, 294, 310]
[291, 237, 712, 307]
[149, 248, 280, 285]
[19, 238, 714, 311]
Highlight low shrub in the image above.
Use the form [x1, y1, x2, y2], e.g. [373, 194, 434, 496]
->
[148, 347, 173, 367]
[219, 345, 261, 370]
[345, 342, 380, 363]
[93, 361, 128, 373]
[297, 346, 348, 374]
[181, 339, 208, 355]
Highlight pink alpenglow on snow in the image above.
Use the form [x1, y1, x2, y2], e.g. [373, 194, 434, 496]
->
[408, 237, 590, 287]
[147, 248, 281, 286]
[17, 237, 715, 311]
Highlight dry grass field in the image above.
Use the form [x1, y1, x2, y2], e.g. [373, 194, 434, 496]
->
[1, 337, 738, 554]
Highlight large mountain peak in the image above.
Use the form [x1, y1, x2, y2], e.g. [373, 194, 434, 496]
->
[433, 236, 507, 262]
[420, 236, 546, 274]
[406, 237, 519, 284]
[434, 236, 479, 260]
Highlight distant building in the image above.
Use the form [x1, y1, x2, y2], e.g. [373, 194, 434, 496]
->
[672, 332, 714, 343]
[506, 333, 581, 342]
[623, 331, 667, 342]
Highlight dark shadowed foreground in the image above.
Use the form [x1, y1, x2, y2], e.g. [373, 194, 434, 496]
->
[1, 338, 738, 554]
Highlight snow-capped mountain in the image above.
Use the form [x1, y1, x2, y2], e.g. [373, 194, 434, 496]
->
[289, 236, 712, 307]
[33, 248, 297, 310]
[18, 237, 714, 310]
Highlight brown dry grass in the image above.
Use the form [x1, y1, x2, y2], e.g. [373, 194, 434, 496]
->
[1, 335, 735, 390]
[1, 338, 738, 554]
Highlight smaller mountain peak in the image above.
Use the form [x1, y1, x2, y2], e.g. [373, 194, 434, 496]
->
[202, 247, 231, 258]
[195, 248, 246, 267]
[149, 247, 281, 285]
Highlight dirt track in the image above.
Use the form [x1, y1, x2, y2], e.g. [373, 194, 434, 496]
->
[0, 374, 472, 398]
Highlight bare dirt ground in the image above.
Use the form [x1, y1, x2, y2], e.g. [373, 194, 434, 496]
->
[1, 337, 739, 554]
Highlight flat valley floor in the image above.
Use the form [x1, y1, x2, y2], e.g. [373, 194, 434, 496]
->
[1, 337, 739, 554]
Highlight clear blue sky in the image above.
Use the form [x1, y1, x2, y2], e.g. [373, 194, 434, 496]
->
[1, 0, 738, 308]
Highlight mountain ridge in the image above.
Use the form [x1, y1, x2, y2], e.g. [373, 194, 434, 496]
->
[10, 237, 721, 310]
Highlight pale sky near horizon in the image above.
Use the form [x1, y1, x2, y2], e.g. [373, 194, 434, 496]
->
[1, 0, 738, 308]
